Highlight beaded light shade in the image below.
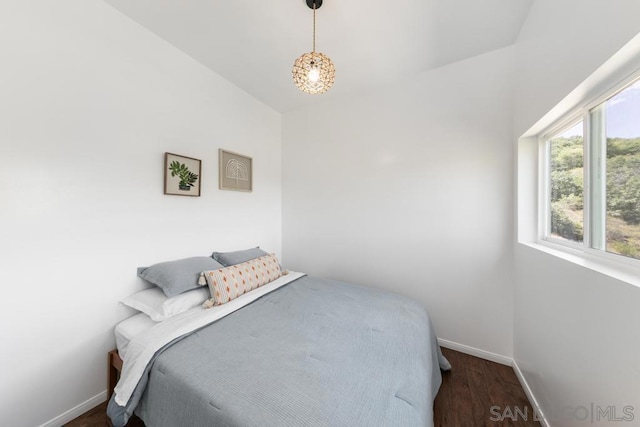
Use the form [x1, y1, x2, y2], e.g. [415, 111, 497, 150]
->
[293, 52, 335, 94]
[292, 0, 335, 95]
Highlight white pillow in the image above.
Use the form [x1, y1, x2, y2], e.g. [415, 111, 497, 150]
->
[121, 287, 209, 321]
[115, 313, 158, 359]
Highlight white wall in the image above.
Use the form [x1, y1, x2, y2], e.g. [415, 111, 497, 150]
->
[0, 2, 281, 426]
[282, 47, 516, 359]
[514, 1, 640, 425]
[515, 0, 640, 137]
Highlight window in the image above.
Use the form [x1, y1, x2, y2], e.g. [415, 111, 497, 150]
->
[548, 121, 584, 244]
[542, 77, 640, 261]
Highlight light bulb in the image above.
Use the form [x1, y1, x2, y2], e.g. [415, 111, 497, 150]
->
[308, 67, 320, 82]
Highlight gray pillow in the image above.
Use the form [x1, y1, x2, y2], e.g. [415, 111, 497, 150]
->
[137, 257, 224, 297]
[211, 247, 269, 266]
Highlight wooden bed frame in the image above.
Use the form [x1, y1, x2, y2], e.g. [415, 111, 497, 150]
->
[108, 349, 123, 401]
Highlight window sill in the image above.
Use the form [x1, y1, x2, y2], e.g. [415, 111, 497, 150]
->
[519, 240, 640, 289]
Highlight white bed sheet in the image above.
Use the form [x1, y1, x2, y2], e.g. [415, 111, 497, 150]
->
[115, 313, 159, 359]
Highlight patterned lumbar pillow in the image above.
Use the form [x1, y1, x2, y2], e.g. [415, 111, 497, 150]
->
[202, 253, 281, 307]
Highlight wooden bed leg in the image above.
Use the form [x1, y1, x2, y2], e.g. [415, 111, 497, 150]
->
[108, 349, 123, 401]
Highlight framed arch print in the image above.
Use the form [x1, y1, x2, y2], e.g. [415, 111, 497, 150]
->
[219, 149, 252, 192]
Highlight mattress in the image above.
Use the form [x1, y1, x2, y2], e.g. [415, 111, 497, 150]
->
[114, 313, 158, 360]
[108, 273, 450, 427]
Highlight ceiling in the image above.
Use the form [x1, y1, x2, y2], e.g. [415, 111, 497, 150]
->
[104, 0, 533, 112]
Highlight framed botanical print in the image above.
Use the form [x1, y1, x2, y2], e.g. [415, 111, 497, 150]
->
[164, 152, 202, 197]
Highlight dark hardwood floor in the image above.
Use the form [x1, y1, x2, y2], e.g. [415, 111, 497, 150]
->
[66, 348, 540, 427]
[64, 402, 143, 427]
[434, 347, 540, 426]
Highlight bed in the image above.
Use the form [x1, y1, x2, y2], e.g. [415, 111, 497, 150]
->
[107, 270, 450, 427]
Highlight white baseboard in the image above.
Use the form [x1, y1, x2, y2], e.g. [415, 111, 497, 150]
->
[39, 390, 107, 427]
[437, 338, 513, 366]
[512, 361, 551, 427]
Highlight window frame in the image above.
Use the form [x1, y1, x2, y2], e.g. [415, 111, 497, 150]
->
[538, 69, 640, 269]
[539, 116, 586, 249]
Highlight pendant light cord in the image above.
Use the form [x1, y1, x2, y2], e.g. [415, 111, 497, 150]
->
[312, 2, 316, 53]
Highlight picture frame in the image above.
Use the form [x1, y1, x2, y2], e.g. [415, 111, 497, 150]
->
[219, 149, 253, 192]
[164, 152, 202, 197]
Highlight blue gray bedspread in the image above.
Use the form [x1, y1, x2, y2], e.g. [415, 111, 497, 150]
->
[108, 275, 450, 426]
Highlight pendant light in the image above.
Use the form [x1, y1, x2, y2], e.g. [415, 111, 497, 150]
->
[292, 0, 335, 94]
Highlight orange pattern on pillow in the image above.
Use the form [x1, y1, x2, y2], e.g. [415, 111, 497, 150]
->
[203, 253, 281, 306]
